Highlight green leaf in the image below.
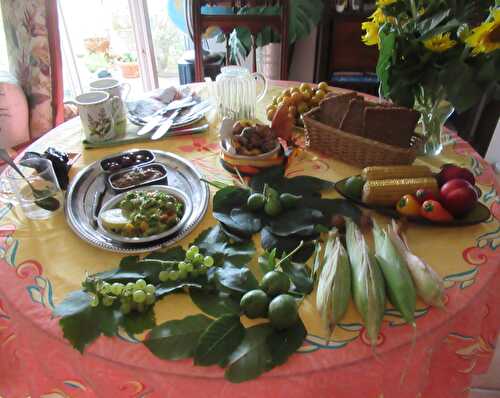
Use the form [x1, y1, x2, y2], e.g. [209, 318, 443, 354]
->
[377, 30, 397, 99]
[144, 246, 186, 262]
[192, 225, 255, 268]
[156, 282, 203, 297]
[144, 314, 213, 360]
[225, 323, 274, 383]
[54, 291, 121, 353]
[213, 186, 250, 213]
[250, 166, 334, 196]
[258, 249, 277, 275]
[261, 227, 315, 263]
[216, 266, 259, 294]
[266, 319, 307, 365]
[194, 315, 245, 366]
[268, 208, 323, 237]
[120, 306, 156, 335]
[190, 289, 241, 317]
[416, 9, 450, 36]
[301, 197, 362, 224]
[280, 260, 314, 295]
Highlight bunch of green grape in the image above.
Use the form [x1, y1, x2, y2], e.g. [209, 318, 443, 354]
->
[158, 245, 214, 282]
[91, 278, 156, 314]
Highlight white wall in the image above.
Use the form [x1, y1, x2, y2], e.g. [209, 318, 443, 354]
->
[289, 28, 317, 83]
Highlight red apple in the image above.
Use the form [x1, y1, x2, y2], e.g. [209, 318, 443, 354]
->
[440, 179, 478, 216]
[437, 164, 475, 186]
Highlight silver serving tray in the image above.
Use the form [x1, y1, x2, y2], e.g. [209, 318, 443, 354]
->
[65, 150, 209, 253]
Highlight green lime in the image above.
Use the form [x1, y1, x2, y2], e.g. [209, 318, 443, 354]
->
[344, 176, 365, 199]
[264, 198, 282, 217]
[279, 193, 302, 209]
[260, 270, 291, 296]
[268, 294, 299, 330]
[240, 289, 269, 319]
[247, 193, 266, 211]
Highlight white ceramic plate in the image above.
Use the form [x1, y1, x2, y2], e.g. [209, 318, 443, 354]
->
[97, 185, 192, 244]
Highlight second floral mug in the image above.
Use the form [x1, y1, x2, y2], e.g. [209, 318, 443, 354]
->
[68, 91, 121, 143]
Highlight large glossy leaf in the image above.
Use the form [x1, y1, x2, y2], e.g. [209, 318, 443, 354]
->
[266, 319, 307, 365]
[224, 323, 274, 383]
[213, 186, 250, 213]
[144, 314, 213, 360]
[190, 288, 241, 317]
[54, 291, 122, 353]
[194, 315, 245, 366]
[301, 197, 362, 224]
[192, 225, 255, 268]
[268, 208, 323, 237]
[216, 266, 259, 294]
[258, 249, 277, 276]
[281, 260, 314, 295]
[261, 227, 315, 263]
[120, 306, 156, 335]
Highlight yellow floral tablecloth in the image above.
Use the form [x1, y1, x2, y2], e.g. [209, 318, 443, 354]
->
[0, 82, 498, 398]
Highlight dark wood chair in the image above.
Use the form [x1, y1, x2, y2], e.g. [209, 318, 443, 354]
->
[191, 0, 289, 82]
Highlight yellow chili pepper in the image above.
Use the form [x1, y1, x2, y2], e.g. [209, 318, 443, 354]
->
[396, 194, 421, 217]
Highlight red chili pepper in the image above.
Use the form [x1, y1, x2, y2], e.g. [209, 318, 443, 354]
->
[420, 200, 454, 222]
[415, 188, 440, 204]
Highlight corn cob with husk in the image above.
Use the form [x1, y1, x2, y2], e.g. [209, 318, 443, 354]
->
[345, 219, 386, 349]
[316, 229, 351, 337]
[372, 220, 416, 328]
[388, 220, 445, 308]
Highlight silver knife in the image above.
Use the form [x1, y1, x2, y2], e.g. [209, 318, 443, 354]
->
[151, 108, 181, 140]
[136, 99, 195, 136]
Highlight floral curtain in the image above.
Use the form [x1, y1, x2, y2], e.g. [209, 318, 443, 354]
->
[1, 0, 63, 140]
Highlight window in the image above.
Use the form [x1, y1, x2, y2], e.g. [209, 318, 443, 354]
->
[58, 0, 186, 100]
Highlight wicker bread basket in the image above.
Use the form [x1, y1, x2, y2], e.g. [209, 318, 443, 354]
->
[302, 107, 423, 168]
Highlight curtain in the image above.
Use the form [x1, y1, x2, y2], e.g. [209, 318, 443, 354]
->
[1, 0, 64, 140]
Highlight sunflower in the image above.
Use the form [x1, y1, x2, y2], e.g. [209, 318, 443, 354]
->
[362, 21, 380, 46]
[423, 32, 457, 52]
[376, 0, 397, 6]
[369, 8, 386, 25]
[465, 9, 500, 54]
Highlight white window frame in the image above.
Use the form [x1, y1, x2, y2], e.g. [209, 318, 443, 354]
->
[58, 0, 160, 95]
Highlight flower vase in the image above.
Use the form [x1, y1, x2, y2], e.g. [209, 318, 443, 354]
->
[414, 89, 454, 156]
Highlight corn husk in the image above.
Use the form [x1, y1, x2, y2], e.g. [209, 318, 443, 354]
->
[388, 220, 445, 309]
[345, 219, 386, 349]
[372, 220, 416, 327]
[316, 230, 351, 336]
[312, 240, 324, 281]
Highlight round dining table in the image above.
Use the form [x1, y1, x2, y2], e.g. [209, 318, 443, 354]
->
[0, 81, 499, 398]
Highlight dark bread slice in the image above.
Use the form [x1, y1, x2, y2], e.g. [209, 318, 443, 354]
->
[363, 106, 420, 148]
[340, 98, 367, 136]
[319, 92, 359, 128]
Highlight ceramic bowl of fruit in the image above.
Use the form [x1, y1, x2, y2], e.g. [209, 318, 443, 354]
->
[266, 82, 330, 127]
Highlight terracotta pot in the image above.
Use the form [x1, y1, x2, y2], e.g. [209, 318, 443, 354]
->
[119, 62, 140, 79]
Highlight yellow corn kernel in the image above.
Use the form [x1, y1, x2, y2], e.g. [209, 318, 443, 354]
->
[362, 177, 438, 206]
[362, 165, 432, 181]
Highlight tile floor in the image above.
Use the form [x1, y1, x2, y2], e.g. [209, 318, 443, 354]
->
[469, 336, 500, 398]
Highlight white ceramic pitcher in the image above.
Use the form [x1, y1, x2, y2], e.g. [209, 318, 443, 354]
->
[209, 66, 267, 121]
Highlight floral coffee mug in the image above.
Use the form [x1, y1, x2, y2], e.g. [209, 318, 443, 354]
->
[68, 91, 121, 143]
[89, 78, 130, 136]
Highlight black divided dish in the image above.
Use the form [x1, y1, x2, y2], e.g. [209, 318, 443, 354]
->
[100, 149, 155, 173]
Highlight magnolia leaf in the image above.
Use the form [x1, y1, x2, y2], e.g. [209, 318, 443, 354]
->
[261, 227, 315, 263]
[258, 249, 277, 276]
[144, 314, 213, 360]
[156, 282, 203, 298]
[216, 266, 259, 294]
[194, 315, 245, 366]
[213, 186, 250, 213]
[225, 323, 274, 383]
[192, 225, 255, 268]
[120, 306, 156, 335]
[54, 291, 121, 353]
[301, 197, 361, 224]
[268, 208, 323, 237]
[266, 319, 307, 365]
[190, 288, 241, 317]
[281, 260, 314, 295]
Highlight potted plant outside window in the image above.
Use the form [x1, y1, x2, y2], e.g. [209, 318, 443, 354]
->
[118, 52, 140, 79]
